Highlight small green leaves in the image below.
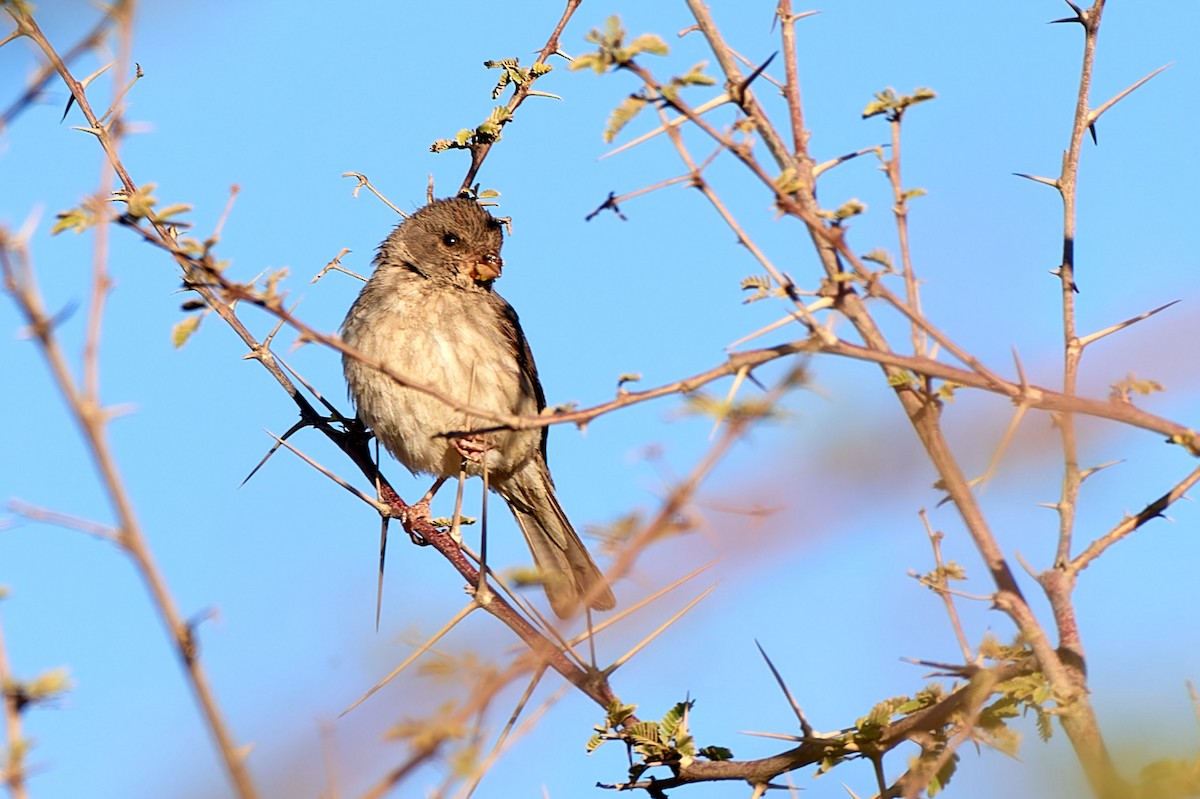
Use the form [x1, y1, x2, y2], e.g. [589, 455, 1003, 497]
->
[740, 274, 772, 303]
[5, 666, 72, 713]
[590, 698, 731, 778]
[928, 751, 960, 796]
[171, 315, 201, 348]
[484, 57, 554, 99]
[861, 248, 894, 271]
[431, 107, 514, 152]
[606, 698, 637, 729]
[683, 392, 777, 424]
[604, 94, 649, 143]
[116, 182, 158, 218]
[51, 205, 99, 235]
[935, 380, 962, 403]
[677, 61, 716, 88]
[773, 167, 806, 195]
[96, 182, 194, 227]
[818, 199, 866, 224]
[476, 106, 513, 142]
[154, 202, 193, 222]
[697, 745, 733, 761]
[570, 16, 669, 74]
[1110, 372, 1165, 403]
[600, 62, 714, 143]
[862, 87, 937, 121]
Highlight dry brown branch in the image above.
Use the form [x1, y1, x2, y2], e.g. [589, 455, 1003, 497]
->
[0, 602, 30, 799]
[207, 276, 1200, 453]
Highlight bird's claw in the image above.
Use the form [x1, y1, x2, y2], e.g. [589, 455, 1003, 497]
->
[451, 434, 492, 463]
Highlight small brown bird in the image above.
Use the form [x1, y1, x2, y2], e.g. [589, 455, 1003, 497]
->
[341, 197, 616, 618]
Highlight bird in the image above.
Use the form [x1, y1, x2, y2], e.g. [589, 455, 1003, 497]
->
[340, 196, 616, 618]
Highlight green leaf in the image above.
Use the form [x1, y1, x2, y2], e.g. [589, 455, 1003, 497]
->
[24, 666, 72, 701]
[861, 248, 893, 269]
[863, 87, 938, 121]
[832, 198, 866, 220]
[154, 202, 193, 222]
[627, 720, 661, 744]
[605, 699, 637, 728]
[171, 315, 201, 348]
[604, 94, 649, 143]
[928, 751, 959, 796]
[661, 700, 692, 739]
[628, 33, 669, 57]
[50, 206, 96, 235]
[677, 61, 716, 87]
[699, 745, 733, 761]
[122, 182, 158, 218]
[568, 52, 606, 74]
[773, 167, 805, 195]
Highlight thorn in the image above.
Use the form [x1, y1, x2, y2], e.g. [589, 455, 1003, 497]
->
[604, 585, 717, 676]
[240, 420, 306, 487]
[376, 517, 388, 632]
[1087, 64, 1172, 128]
[755, 640, 813, 737]
[1078, 299, 1179, 348]
[1013, 172, 1059, 189]
[341, 602, 477, 716]
[1049, 0, 1085, 24]
[736, 51, 778, 99]
[1080, 459, 1123, 482]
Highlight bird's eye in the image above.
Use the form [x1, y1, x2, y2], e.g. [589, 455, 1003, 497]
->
[442, 232, 459, 247]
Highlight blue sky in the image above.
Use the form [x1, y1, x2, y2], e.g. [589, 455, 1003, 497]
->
[2, 2, 1199, 798]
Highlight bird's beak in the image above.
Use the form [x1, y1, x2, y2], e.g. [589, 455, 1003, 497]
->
[468, 254, 503, 282]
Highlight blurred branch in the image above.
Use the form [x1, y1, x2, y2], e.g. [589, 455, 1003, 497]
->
[0, 601, 30, 799]
[0, 183, 260, 799]
[0, 6, 113, 132]
[1029, 1, 1135, 793]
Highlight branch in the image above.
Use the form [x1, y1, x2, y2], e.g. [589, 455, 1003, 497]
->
[456, 0, 582, 193]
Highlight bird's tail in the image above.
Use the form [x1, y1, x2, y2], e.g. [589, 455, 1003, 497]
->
[497, 456, 616, 619]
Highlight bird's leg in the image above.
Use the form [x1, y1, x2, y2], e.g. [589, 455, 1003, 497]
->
[448, 462, 468, 545]
[474, 457, 494, 609]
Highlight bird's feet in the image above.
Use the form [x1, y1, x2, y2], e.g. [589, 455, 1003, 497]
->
[451, 433, 493, 464]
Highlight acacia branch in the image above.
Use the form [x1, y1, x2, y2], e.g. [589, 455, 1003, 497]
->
[456, 0, 582, 194]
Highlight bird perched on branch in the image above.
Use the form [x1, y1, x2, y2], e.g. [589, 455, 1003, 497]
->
[341, 197, 616, 618]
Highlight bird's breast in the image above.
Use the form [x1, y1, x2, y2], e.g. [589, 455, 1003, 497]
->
[342, 281, 541, 480]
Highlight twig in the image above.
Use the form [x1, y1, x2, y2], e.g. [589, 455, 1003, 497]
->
[1070, 461, 1200, 574]
[0, 601, 30, 799]
[918, 512, 974, 662]
[456, 0, 583, 193]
